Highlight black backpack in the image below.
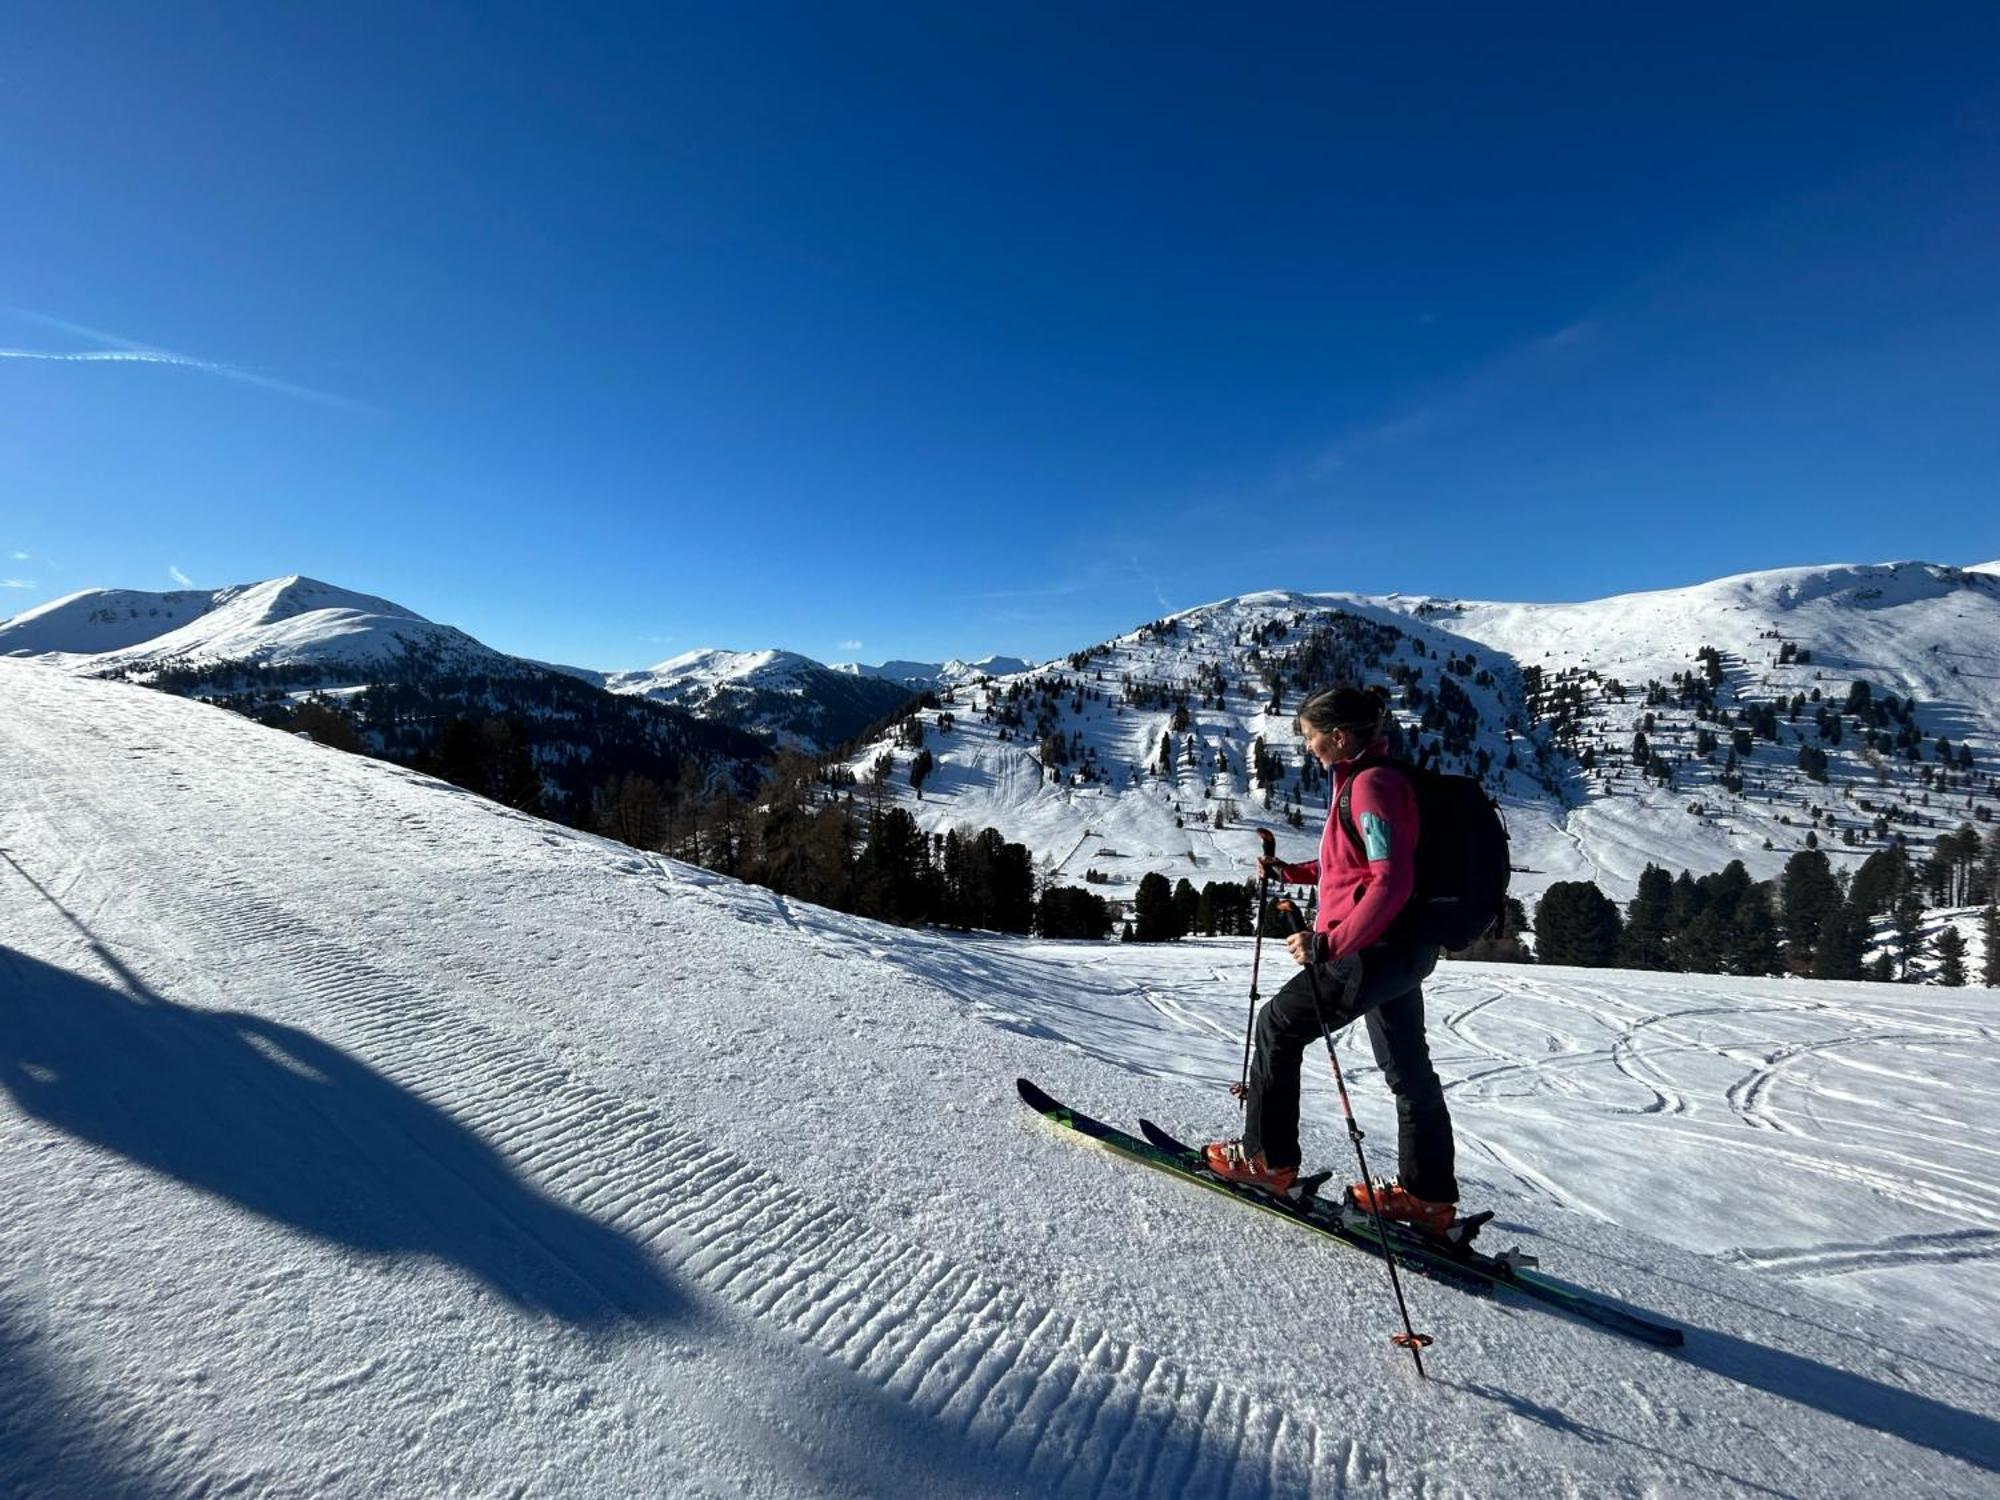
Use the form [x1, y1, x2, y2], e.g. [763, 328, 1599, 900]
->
[1337, 760, 1510, 950]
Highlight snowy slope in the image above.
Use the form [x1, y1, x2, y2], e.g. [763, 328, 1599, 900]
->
[843, 564, 2000, 907]
[844, 588, 1556, 903]
[1384, 561, 2000, 893]
[1392, 561, 1998, 714]
[4, 657, 1996, 1498]
[0, 586, 230, 658]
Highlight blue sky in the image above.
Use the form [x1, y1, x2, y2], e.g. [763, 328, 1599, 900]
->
[3, 4, 1996, 670]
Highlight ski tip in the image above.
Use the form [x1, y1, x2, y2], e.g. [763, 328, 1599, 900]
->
[1016, 1077, 1056, 1110]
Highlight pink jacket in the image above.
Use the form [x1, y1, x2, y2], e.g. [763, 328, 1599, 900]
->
[1276, 742, 1420, 961]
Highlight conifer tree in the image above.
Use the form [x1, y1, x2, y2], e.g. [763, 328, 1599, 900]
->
[1849, 847, 1910, 917]
[1936, 927, 1967, 987]
[1780, 848, 1844, 971]
[1536, 882, 1622, 967]
[1134, 872, 1177, 941]
[1892, 890, 1926, 980]
[1811, 903, 1868, 981]
[1672, 862, 1754, 974]
[1037, 886, 1113, 940]
[1668, 869, 1706, 936]
[1730, 883, 1783, 976]
[1620, 864, 1675, 970]
[1983, 905, 2000, 987]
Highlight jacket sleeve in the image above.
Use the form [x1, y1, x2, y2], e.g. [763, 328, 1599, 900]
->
[1323, 768, 1418, 960]
[1279, 860, 1320, 885]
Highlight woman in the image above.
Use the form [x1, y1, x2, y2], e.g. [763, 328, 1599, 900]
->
[1204, 684, 1459, 1231]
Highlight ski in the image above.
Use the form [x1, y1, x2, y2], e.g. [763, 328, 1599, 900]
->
[1018, 1076, 1492, 1294]
[1018, 1077, 1685, 1349]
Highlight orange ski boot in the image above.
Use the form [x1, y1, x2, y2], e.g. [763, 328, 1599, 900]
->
[1348, 1180, 1456, 1234]
[1203, 1140, 1299, 1198]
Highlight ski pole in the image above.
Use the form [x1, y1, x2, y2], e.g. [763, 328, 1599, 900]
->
[1275, 896, 1434, 1379]
[1233, 827, 1277, 1103]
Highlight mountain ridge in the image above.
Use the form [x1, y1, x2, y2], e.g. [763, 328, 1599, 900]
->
[8, 561, 1997, 902]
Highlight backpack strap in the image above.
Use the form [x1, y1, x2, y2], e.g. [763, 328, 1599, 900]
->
[1335, 759, 1407, 862]
[1336, 784, 1365, 861]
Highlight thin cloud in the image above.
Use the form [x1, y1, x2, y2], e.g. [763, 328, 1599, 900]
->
[1, 310, 360, 410]
[1302, 316, 1603, 479]
[2, 578, 34, 589]
[972, 578, 1106, 602]
[168, 565, 194, 587]
[1129, 556, 1171, 613]
[838, 639, 863, 652]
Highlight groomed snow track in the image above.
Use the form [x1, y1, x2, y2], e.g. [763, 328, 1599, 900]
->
[5, 659, 1999, 1499]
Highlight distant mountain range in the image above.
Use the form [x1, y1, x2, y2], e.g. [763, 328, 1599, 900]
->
[0, 577, 774, 820]
[592, 649, 920, 755]
[8, 562, 1998, 904]
[829, 655, 1036, 691]
[0, 577, 1025, 756]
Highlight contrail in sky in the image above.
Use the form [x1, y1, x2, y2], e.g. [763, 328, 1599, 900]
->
[0, 310, 359, 409]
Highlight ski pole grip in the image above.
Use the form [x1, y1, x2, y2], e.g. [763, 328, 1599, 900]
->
[1258, 828, 1276, 859]
[1273, 897, 1308, 935]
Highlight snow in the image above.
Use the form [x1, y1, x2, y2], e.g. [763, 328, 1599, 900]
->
[4, 657, 1998, 1497]
[831, 656, 1038, 691]
[842, 563, 2000, 908]
[0, 576, 514, 680]
[611, 647, 822, 693]
[0, 586, 227, 658]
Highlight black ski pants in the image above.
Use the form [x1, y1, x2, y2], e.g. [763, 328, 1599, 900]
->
[1241, 942, 1459, 1204]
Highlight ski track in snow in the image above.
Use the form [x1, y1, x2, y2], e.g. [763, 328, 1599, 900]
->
[5, 661, 2000, 1498]
[0, 678, 1402, 1498]
[117, 898, 1344, 1496]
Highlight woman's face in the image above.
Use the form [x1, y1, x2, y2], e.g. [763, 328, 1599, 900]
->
[1298, 719, 1348, 769]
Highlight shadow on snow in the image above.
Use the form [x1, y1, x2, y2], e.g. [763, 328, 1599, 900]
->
[0, 943, 684, 1329]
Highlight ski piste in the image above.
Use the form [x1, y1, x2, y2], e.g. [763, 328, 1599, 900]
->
[1017, 1077, 1685, 1350]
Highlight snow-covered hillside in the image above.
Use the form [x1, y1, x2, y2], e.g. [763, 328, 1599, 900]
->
[844, 563, 2000, 908]
[4, 658, 1996, 1497]
[0, 586, 230, 658]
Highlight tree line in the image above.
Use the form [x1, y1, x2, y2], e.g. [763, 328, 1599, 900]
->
[1535, 828, 2000, 985]
[594, 755, 1115, 940]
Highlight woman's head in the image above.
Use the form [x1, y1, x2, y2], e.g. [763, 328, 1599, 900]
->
[1296, 684, 1388, 768]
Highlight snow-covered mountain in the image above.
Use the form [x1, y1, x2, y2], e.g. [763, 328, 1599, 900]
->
[599, 647, 918, 754]
[830, 654, 1036, 692]
[842, 562, 2000, 907]
[0, 575, 519, 678]
[4, 656, 1996, 1497]
[0, 576, 773, 820]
